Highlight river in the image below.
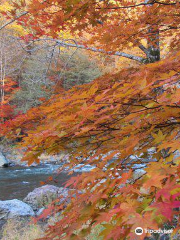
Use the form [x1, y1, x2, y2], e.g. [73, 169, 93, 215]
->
[0, 164, 75, 200]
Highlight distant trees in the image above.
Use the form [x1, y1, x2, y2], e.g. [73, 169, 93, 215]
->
[0, 20, 103, 114]
[12, 43, 102, 113]
[0, 27, 24, 122]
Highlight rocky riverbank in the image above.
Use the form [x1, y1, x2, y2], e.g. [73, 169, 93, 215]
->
[0, 185, 69, 237]
[1, 184, 179, 240]
[0, 143, 71, 167]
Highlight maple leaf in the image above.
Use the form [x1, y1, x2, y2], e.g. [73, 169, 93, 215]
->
[155, 179, 180, 201]
[147, 201, 180, 221]
[127, 212, 159, 240]
[1, 1, 180, 239]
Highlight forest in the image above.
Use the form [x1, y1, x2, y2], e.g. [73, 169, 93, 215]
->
[0, 1, 179, 240]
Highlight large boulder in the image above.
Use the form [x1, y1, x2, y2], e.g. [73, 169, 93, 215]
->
[0, 152, 8, 167]
[23, 185, 69, 211]
[0, 199, 35, 220]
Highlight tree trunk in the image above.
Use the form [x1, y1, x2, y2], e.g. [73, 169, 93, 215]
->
[145, 0, 160, 63]
[147, 25, 160, 63]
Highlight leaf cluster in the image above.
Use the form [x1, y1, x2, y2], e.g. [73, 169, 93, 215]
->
[1, 51, 180, 239]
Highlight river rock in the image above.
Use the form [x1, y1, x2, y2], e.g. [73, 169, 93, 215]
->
[0, 199, 35, 220]
[0, 152, 8, 167]
[36, 207, 45, 217]
[23, 185, 69, 211]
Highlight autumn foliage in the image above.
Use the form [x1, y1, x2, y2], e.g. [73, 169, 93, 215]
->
[4, 0, 179, 63]
[0, 0, 180, 240]
[0, 78, 18, 123]
[1, 51, 179, 239]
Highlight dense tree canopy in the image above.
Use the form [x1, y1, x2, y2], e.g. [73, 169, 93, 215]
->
[0, 0, 180, 240]
[3, 1, 180, 62]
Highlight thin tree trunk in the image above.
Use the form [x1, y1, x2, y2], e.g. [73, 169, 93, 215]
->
[147, 25, 160, 62]
[0, 30, 7, 123]
[145, 0, 160, 63]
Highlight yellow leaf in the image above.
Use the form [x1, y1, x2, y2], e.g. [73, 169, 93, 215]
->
[87, 83, 98, 96]
[152, 130, 166, 144]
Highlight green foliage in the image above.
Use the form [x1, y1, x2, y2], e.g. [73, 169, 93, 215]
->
[12, 48, 102, 113]
[56, 50, 102, 90]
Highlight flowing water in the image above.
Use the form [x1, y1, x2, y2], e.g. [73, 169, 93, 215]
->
[0, 164, 74, 200]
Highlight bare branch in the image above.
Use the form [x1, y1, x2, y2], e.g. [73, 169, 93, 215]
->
[55, 39, 146, 63]
[15, 37, 146, 63]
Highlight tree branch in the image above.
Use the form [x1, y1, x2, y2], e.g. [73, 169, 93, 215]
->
[18, 37, 146, 63]
[0, 1, 177, 33]
[55, 39, 146, 63]
[96, 1, 178, 10]
[0, 0, 48, 31]
[138, 44, 151, 59]
[0, 11, 28, 31]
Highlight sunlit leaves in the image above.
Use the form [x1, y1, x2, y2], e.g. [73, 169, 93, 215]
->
[1, 0, 180, 238]
[1, 50, 180, 239]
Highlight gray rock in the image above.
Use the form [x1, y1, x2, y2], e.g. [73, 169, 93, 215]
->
[23, 185, 69, 211]
[0, 199, 35, 220]
[0, 152, 8, 167]
[36, 207, 45, 217]
[160, 234, 170, 240]
[72, 164, 96, 172]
